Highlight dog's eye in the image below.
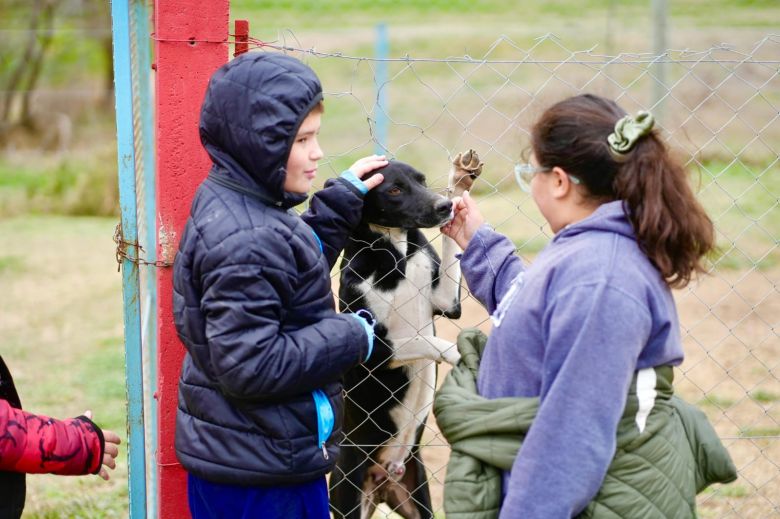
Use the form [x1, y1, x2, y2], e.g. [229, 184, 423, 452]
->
[387, 187, 402, 196]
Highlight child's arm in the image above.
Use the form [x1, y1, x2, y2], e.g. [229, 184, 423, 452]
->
[199, 227, 371, 400]
[302, 177, 365, 268]
[0, 399, 108, 476]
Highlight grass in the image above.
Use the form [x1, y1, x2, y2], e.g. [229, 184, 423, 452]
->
[749, 390, 779, 404]
[0, 216, 128, 518]
[699, 394, 737, 409]
[0, 146, 119, 218]
[740, 427, 780, 438]
[232, 0, 780, 31]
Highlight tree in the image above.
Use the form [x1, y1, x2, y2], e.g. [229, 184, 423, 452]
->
[0, 0, 114, 148]
[0, 0, 60, 132]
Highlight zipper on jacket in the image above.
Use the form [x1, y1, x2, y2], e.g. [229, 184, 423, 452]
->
[311, 389, 334, 460]
[310, 228, 324, 255]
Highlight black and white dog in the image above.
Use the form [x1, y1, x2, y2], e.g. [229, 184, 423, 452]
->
[330, 151, 483, 519]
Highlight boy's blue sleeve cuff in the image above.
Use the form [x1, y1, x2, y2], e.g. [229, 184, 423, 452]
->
[349, 311, 375, 361]
[340, 170, 369, 195]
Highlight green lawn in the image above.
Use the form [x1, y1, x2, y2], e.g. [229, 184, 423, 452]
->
[0, 216, 129, 518]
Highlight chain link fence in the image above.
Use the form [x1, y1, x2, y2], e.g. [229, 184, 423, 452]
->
[244, 33, 780, 518]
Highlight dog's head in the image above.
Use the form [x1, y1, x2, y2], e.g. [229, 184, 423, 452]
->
[361, 161, 453, 229]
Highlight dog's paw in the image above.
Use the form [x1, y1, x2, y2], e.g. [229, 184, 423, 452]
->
[440, 344, 461, 366]
[385, 460, 406, 481]
[450, 148, 484, 193]
[369, 459, 406, 484]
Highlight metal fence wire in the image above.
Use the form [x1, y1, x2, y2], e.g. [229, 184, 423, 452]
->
[237, 33, 780, 518]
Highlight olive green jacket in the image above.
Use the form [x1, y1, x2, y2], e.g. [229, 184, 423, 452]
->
[433, 329, 737, 519]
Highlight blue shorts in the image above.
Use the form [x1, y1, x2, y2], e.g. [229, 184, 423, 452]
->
[187, 472, 330, 519]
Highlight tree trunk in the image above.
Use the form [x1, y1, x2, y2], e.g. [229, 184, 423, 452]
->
[1, 0, 42, 125]
[20, 0, 57, 129]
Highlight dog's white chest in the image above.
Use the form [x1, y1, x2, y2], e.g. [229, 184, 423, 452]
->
[361, 250, 436, 338]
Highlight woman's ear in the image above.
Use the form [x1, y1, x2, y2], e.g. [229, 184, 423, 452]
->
[550, 166, 575, 199]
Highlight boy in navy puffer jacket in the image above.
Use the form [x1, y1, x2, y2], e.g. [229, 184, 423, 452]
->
[172, 52, 386, 519]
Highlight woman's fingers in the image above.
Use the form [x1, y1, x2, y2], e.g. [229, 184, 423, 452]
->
[441, 191, 482, 249]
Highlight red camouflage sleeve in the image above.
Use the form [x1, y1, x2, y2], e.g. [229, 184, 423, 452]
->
[0, 398, 105, 475]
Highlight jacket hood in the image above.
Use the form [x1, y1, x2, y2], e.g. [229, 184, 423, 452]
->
[553, 200, 635, 243]
[199, 52, 323, 207]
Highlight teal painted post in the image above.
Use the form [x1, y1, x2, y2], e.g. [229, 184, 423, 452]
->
[374, 23, 389, 155]
[130, 0, 158, 513]
[110, 0, 147, 517]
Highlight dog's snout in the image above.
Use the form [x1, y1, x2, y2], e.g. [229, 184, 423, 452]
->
[435, 198, 453, 216]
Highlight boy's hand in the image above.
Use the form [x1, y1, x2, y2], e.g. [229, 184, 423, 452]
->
[348, 155, 388, 191]
[84, 410, 121, 481]
[441, 190, 484, 250]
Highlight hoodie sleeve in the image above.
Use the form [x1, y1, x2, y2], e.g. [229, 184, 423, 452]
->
[199, 226, 369, 400]
[459, 224, 525, 314]
[499, 281, 652, 518]
[0, 399, 104, 476]
[301, 177, 365, 269]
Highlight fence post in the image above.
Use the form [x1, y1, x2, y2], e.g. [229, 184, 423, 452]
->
[374, 22, 389, 154]
[154, 1, 229, 517]
[234, 19, 249, 56]
[651, 0, 668, 117]
[128, 0, 159, 513]
[109, 0, 147, 517]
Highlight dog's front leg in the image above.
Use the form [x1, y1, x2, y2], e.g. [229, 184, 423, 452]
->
[388, 335, 460, 366]
[431, 149, 483, 315]
[359, 483, 381, 519]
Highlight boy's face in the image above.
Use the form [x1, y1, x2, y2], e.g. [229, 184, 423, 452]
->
[284, 110, 323, 194]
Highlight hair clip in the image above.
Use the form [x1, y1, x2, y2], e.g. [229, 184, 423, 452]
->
[607, 110, 655, 161]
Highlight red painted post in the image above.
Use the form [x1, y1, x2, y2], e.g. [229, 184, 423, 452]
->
[154, 1, 229, 517]
[234, 19, 249, 56]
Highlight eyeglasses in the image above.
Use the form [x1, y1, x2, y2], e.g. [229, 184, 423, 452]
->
[513, 162, 581, 193]
[514, 163, 550, 192]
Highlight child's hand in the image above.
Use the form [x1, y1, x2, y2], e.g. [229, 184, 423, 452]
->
[84, 410, 121, 481]
[348, 155, 388, 191]
[441, 191, 484, 250]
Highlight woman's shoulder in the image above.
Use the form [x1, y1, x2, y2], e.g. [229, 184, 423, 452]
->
[546, 230, 660, 292]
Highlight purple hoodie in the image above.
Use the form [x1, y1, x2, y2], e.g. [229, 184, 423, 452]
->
[460, 200, 684, 518]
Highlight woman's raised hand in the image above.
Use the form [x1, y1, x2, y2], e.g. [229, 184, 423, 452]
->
[441, 191, 484, 250]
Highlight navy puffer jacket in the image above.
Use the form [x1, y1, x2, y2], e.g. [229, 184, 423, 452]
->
[173, 52, 369, 485]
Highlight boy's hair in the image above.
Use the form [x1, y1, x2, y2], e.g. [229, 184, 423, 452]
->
[531, 94, 714, 288]
[310, 101, 325, 115]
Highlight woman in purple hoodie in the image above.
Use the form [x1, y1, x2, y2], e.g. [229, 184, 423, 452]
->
[441, 94, 716, 517]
